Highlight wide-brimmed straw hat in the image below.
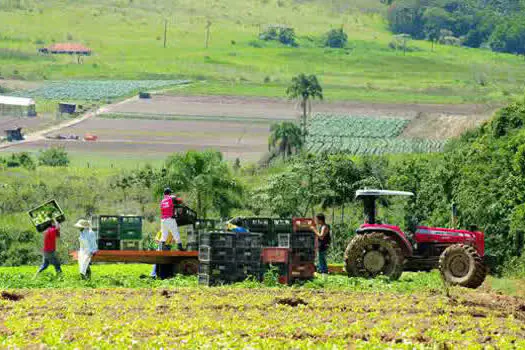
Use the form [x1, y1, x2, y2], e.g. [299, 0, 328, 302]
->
[74, 219, 91, 229]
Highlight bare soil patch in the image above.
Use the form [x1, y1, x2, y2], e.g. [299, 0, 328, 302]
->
[401, 112, 490, 139]
[108, 94, 492, 120]
[0, 79, 43, 92]
[0, 116, 52, 133]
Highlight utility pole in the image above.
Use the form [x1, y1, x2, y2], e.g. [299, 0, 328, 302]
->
[205, 19, 212, 49]
[163, 19, 168, 48]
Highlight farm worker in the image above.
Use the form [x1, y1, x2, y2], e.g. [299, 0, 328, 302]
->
[150, 230, 175, 278]
[226, 218, 249, 233]
[35, 218, 62, 277]
[311, 213, 331, 274]
[160, 187, 184, 251]
[76, 219, 98, 279]
[151, 188, 184, 278]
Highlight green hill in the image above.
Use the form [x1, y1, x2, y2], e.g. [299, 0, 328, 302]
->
[0, 0, 524, 103]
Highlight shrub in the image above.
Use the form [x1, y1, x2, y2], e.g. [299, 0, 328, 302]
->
[278, 28, 296, 46]
[2, 153, 36, 170]
[259, 26, 297, 46]
[38, 147, 70, 167]
[325, 28, 348, 48]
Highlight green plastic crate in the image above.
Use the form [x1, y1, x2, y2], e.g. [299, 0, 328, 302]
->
[98, 216, 119, 239]
[119, 216, 142, 240]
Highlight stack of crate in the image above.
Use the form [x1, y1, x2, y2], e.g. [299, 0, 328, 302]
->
[235, 233, 263, 281]
[98, 215, 120, 250]
[240, 217, 275, 246]
[97, 215, 143, 251]
[119, 216, 143, 250]
[290, 218, 316, 280]
[264, 218, 316, 285]
[188, 219, 218, 251]
[198, 232, 237, 286]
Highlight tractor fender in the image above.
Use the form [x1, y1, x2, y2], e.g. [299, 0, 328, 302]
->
[356, 227, 413, 257]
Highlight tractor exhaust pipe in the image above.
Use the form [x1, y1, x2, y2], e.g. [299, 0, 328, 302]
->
[451, 203, 458, 228]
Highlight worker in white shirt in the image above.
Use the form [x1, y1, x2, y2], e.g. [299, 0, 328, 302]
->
[76, 219, 98, 279]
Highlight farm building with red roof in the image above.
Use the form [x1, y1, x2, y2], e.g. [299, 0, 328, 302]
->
[39, 43, 92, 55]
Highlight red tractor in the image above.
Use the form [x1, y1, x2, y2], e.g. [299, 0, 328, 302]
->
[344, 190, 487, 288]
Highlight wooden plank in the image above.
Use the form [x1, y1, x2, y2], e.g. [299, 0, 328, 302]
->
[70, 250, 198, 264]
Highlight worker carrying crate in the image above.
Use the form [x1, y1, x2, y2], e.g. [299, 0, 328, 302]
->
[159, 187, 185, 251]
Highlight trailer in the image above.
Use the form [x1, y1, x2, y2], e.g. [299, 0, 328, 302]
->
[70, 250, 199, 276]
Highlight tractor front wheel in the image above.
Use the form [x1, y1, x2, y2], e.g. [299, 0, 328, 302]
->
[344, 233, 404, 280]
[439, 244, 487, 289]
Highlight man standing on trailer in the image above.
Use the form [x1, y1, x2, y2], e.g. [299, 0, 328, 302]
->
[160, 187, 185, 251]
[151, 188, 185, 278]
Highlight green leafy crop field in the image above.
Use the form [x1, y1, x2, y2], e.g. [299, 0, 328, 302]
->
[1, 265, 525, 348]
[306, 114, 445, 155]
[308, 114, 409, 138]
[12, 80, 189, 100]
[0, 0, 524, 103]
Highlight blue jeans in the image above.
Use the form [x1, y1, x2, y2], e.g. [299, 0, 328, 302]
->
[151, 242, 171, 277]
[38, 251, 62, 274]
[317, 249, 328, 274]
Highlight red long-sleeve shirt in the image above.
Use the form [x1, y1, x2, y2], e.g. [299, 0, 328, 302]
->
[43, 225, 60, 252]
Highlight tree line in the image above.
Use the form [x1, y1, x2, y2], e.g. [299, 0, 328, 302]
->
[3, 97, 525, 270]
[387, 0, 525, 55]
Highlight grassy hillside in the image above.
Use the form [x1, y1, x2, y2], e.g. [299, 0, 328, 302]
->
[0, 0, 524, 103]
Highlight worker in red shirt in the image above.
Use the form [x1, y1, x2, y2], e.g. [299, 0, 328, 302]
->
[159, 188, 184, 251]
[35, 218, 62, 276]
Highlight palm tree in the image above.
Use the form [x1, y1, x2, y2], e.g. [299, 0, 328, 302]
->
[286, 74, 323, 143]
[161, 150, 243, 218]
[268, 122, 303, 160]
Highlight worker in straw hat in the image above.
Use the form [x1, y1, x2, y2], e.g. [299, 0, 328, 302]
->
[75, 219, 98, 279]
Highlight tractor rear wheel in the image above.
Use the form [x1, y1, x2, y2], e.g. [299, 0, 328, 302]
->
[439, 244, 487, 289]
[344, 232, 404, 280]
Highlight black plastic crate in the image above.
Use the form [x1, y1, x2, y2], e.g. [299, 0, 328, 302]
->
[291, 232, 316, 249]
[235, 248, 262, 263]
[198, 274, 235, 286]
[173, 204, 197, 226]
[200, 232, 235, 248]
[241, 218, 273, 233]
[236, 233, 263, 248]
[263, 231, 278, 247]
[198, 245, 235, 263]
[195, 219, 218, 231]
[236, 264, 263, 282]
[273, 218, 292, 234]
[199, 262, 237, 277]
[291, 248, 316, 263]
[98, 239, 120, 251]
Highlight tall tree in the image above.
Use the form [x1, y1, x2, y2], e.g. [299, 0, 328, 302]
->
[160, 150, 243, 218]
[268, 122, 303, 160]
[286, 74, 323, 143]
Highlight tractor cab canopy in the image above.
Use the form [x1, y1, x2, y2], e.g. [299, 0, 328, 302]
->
[356, 189, 414, 225]
[356, 190, 414, 199]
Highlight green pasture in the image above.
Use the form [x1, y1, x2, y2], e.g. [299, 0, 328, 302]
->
[0, 0, 524, 103]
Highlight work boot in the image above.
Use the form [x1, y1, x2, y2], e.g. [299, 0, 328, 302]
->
[177, 243, 186, 251]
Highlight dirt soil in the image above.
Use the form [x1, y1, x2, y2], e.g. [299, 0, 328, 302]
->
[108, 94, 494, 120]
[401, 112, 490, 139]
[1, 95, 497, 161]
